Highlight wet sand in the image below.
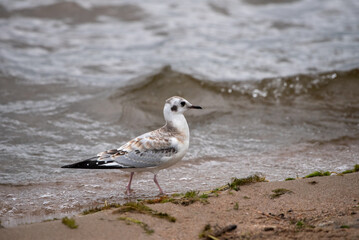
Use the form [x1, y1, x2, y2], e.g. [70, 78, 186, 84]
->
[1, 172, 358, 240]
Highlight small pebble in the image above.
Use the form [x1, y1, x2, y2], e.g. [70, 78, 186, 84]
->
[264, 227, 274, 231]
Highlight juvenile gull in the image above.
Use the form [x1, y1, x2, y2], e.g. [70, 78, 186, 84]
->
[62, 96, 202, 195]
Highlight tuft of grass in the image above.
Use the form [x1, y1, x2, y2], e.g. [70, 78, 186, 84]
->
[145, 195, 172, 204]
[185, 190, 198, 198]
[82, 202, 122, 215]
[155, 212, 176, 222]
[296, 221, 304, 228]
[304, 171, 331, 178]
[173, 192, 199, 206]
[228, 175, 266, 191]
[285, 178, 295, 181]
[158, 198, 171, 203]
[270, 188, 293, 199]
[166, 190, 210, 206]
[171, 193, 182, 197]
[118, 216, 154, 234]
[342, 164, 359, 174]
[199, 193, 209, 199]
[113, 202, 176, 222]
[83, 207, 102, 215]
[243, 196, 250, 199]
[233, 202, 239, 210]
[293, 219, 314, 230]
[145, 190, 211, 206]
[62, 217, 78, 229]
[340, 225, 350, 229]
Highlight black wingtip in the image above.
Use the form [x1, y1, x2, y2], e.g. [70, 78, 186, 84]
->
[61, 156, 98, 168]
[61, 158, 125, 169]
[61, 160, 90, 169]
[61, 164, 75, 168]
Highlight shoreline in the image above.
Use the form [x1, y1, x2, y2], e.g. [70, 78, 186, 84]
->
[1, 171, 358, 240]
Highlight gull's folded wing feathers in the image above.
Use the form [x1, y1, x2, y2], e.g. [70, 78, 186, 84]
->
[113, 131, 178, 168]
[63, 127, 180, 169]
[97, 149, 126, 160]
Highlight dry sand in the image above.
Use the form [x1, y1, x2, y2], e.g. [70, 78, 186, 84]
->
[1, 172, 358, 240]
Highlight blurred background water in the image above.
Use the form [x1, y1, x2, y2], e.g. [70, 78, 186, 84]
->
[0, 0, 359, 227]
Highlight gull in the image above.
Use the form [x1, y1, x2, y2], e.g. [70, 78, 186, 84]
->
[62, 96, 202, 195]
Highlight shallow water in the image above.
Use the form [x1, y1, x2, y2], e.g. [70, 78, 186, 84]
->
[1, 0, 359, 227]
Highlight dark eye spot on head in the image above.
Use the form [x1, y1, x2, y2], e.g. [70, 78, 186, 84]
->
[171, 105, 177, 112]
[181, 101, 186, 107]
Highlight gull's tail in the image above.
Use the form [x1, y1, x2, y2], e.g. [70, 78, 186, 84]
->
[61, 157, 124, 169]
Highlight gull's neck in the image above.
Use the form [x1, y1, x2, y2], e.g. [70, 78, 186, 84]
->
[165, 113, 189, 137]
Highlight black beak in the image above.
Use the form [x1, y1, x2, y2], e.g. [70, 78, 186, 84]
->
[190, 105, 202, 109]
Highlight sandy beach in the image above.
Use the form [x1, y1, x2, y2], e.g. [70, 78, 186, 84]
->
[1, 172, 358, 240]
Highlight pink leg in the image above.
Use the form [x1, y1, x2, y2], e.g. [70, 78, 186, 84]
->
[126, 172, 134, 195]
[153, 174, 164, 195]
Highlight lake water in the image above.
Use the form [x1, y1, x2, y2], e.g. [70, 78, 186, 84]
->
[0, 0, 359, 227]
